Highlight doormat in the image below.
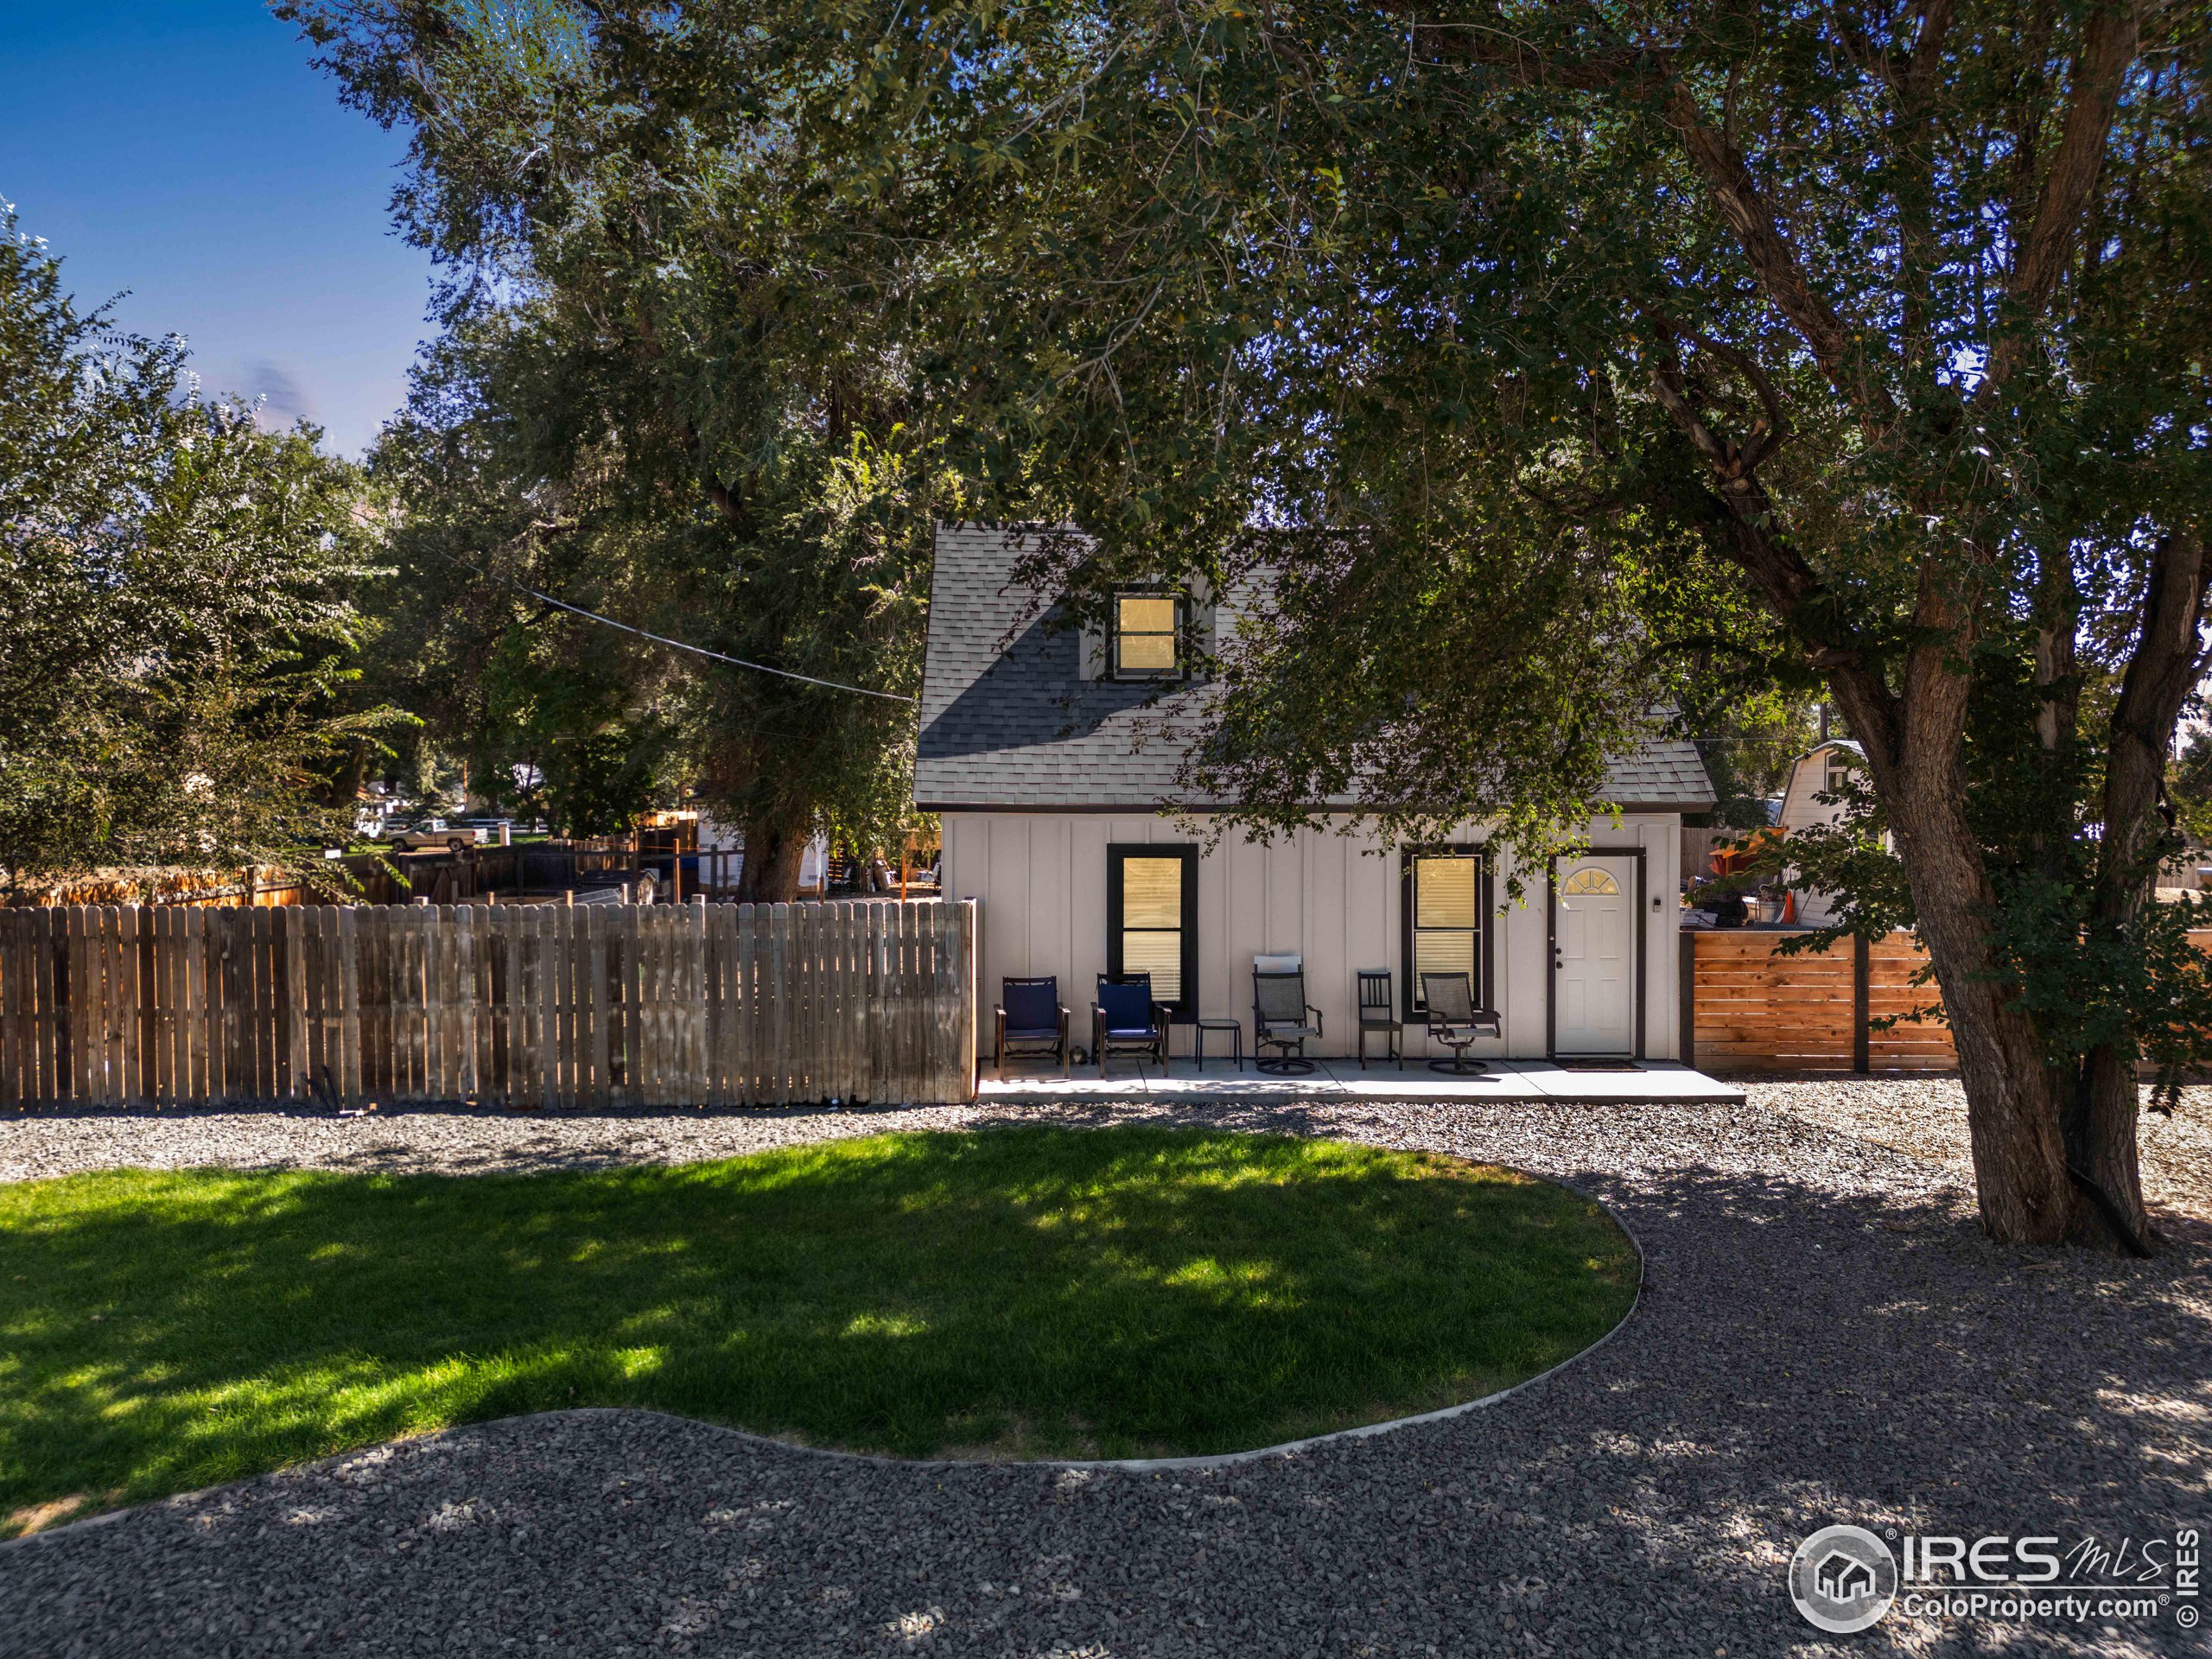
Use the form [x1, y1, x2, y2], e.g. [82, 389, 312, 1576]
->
[1558, 1061, 1641, 1072]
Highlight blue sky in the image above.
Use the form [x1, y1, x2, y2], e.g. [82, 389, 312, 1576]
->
[3, 2, 436, 457]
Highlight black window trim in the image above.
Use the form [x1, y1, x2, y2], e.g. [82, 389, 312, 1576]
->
[1109, 589, 1186, 682]
[1106, 842, 1200, 1019]
[1400, 842, 1492, 1019]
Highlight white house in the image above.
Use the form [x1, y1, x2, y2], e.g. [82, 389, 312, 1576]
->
[914, 525, 1717, 1062]
[1774, 740, 1864, 925]
[1777, 739, 1861, 836]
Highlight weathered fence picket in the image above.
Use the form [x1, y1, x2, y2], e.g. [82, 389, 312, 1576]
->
[0, 899, 976, 1109]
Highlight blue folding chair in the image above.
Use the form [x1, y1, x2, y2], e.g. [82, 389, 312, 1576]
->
[1092, 974, 1168, 1074]
[995, 976, 1070, 1074]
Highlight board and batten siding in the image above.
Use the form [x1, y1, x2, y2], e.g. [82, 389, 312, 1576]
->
[941, 812, 1684, 1061]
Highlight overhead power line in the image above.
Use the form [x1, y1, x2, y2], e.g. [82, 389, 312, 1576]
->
[450, 554, 918, 704]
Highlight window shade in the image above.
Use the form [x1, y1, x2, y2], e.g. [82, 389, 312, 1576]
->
[1121, 930, 1183, 1001]
[1121, 856, 1182, 926]
[1413, 930, 1477, 982]
[1116, 595, 1178, 672]
[1415, 855, 1478, 927]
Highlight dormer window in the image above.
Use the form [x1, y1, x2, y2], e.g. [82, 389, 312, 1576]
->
[1112, 594, 1180, 678]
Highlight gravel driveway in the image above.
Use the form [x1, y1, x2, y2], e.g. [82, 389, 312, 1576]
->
[3, 1092, 2207, 1658]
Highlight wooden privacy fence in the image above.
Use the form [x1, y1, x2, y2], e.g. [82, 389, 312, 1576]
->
[0, 899, 976, 1109]
[1682, 925, 2212, 1073]
[1682, 929, 1955, 1073]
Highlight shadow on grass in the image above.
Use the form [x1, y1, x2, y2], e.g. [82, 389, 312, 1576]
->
[0, 1125, 1635, 1533]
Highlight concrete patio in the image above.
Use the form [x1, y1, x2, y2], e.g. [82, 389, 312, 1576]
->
[977, 1055, 1746, 1105]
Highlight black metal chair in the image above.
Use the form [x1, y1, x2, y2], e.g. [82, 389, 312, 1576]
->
[995, 976, 1070, 1074]
[1253, 965, 1324, 1074]
[1355, 968, 1404, 1069]
[1093, 974, 1169, 1074]
[1420, 971, 1502, 1074]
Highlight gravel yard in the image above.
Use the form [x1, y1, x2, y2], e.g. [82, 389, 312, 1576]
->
[3, 1088, 2207, 1657]
[7, 1077, 2207, 1217]
[1751, 1077, 2212, 1225]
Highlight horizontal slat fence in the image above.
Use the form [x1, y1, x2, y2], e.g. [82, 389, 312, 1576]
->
[1689, 928, 1868, 1072]
[1690, 928, 1959, 1073]
[1687, 926, 2212, 1073]
[0, 899, 976, 1109]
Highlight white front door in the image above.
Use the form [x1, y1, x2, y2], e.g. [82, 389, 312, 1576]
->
[1553, 855, 1636, 1055]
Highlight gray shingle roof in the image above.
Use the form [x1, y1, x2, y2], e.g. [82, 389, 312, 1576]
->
[914, 524, 1715, 812]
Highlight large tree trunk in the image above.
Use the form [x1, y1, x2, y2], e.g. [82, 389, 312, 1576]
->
[2069, 1049, 2152, 1251]
[1820, 561, 2082, 1247]
[1878, 776, 2077, 1244]
[735, 805, 809, 903]
[2067, 529, 2209, 1253]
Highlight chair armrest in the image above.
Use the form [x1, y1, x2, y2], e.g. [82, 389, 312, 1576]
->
[1306, 1004, 1324, 1036]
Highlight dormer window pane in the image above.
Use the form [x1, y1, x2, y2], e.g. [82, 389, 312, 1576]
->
[1115, 595, 1179, 675]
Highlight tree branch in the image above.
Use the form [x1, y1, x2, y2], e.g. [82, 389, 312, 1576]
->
[1642, 312, 1790, 477]
[2097, 527, 2209, 912]
[1976, 0, 2143, 404]
[1400, 7, 1895, 431]
[1900, 0, 1960, 105]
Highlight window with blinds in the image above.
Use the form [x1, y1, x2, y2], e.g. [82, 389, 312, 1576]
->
[1402, 849, 1485, 1013]
[1108, 845, 1197, 1011]
[1113, 594, 1179, 677]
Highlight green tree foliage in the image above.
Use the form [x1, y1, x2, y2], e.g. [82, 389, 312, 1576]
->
[285, 1, 945, 896]
[0, 206, 400, 893]
[747, 0, 2206, 1252]
[283, 3, 2210, 1248]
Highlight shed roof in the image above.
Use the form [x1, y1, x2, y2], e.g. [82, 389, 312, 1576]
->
[914, 524, 1716, 813]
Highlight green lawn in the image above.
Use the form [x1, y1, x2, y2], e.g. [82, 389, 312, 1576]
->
[0, 1126, 1636, 1535]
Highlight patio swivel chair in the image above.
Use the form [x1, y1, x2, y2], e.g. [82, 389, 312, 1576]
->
[1253, 959, 1325, 1074]
[1355, 968, 1405, 1070]
[1419, 972, 1503, 1075]
[995, 976, 1070, 1075]
[1092, 974, 1169, 1076]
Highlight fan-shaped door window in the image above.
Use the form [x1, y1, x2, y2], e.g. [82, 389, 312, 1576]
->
[1560, 868, 1620, 897]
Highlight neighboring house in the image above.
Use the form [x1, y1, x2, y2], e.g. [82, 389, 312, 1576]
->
[914, 525, 1717, 1061]
[1775, 740, 1864, 926]
[1777, 739, 1861, 836]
